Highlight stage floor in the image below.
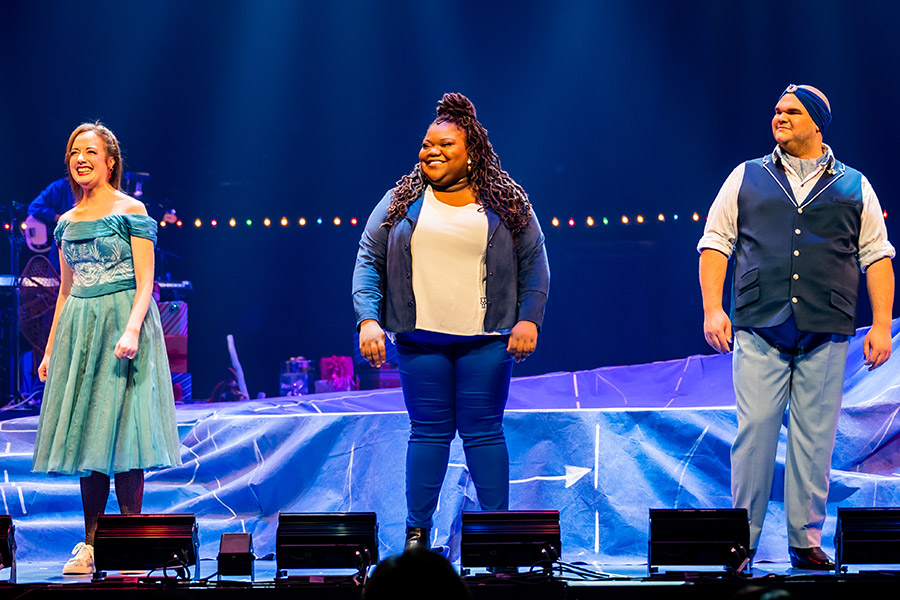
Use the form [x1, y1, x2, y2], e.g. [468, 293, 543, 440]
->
[5, 559, 900, 600]
[2, 320, 899, 598]
[4, 557, 877, 582]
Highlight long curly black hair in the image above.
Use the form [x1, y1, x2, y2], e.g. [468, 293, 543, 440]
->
[385, 93, 532, 236]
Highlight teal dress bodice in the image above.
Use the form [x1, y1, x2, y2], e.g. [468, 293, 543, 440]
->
[55, 214, 157, 298]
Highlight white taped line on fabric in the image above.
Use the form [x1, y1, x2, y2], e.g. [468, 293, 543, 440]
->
[594, 424, 600, 490]
[17, 486, 26, 514]
[574, 372, 582, 409]
[508, 406, 736, 413]
[0, 423, 38, 432]
[593, 374, 627, 405]
[247, 438, 265, 487]
[208, 410, 407, 421]
[675, 355, 692, 392]
[183, 445, 201, 486]
[510, 465, 591, 489]
[666, 356, 693, 408]
[0, 487, 7, 514]
[594, 510, 600, 554]
[3, 470, 7, 483]
[872, 404, 900, 449]
[4, 442, 9, 453]
[673, 425, 710, 509]
[212, 476, 238, 519]
[852, 384, 900, 408]
[347, 443, 355, 510]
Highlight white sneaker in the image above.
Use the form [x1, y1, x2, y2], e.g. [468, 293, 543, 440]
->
[62, 542, 95, 575]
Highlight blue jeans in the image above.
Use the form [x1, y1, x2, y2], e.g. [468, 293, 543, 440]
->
[396, 331, 514, 529]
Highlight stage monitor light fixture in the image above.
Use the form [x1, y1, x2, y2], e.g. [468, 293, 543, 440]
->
[648, 508, 750, 574]
[93, 513, 199, 579]
[835, 507, 900, 573]
[0, 515, 15, 583]
[218, 532, 255, 580]
[460, 510, 561, 569]
[275, 512, 379, 578]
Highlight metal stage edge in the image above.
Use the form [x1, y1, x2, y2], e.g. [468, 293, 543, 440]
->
[2, 560, 900, 600]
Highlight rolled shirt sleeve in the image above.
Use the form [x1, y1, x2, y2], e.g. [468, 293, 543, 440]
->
[857, 175, 896, 272]
[697, 163, 744, 258]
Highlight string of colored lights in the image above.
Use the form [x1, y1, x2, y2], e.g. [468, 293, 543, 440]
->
[5, 210, 889, 232]
[152, 213, 707, 229]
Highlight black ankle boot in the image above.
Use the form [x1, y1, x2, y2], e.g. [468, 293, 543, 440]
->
[405, 527, 430, 551]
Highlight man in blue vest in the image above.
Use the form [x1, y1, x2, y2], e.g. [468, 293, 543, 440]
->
[698, 84, 895, 570]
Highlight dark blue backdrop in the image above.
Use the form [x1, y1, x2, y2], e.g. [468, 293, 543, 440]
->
[3, 0, 898, 397]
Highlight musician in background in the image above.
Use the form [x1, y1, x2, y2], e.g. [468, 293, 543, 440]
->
[27, 177, 76, 269]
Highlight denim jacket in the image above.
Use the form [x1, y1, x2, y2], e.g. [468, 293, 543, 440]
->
[352, 190, 550, 334]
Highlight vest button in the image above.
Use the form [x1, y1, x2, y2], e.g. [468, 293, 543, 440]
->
[798, 208, 803, 214]
[408, 301, 414, 307]
[794, 229, 801, 235]
[793, 250, 800, 256]
[791, 297, 798, 303]
[793, 274, 799, 280]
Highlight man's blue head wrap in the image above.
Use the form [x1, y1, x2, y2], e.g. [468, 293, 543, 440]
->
[780, 84, 832, 134]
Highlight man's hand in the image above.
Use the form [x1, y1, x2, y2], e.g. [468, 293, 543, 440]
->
[704, 308, 733, 354]
[507, 320, 538, 362]
[359, 319, 386, 368]
[863, 323, 892, 370]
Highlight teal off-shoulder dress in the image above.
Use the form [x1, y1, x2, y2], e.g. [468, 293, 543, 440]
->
[32, 214, 182, 476]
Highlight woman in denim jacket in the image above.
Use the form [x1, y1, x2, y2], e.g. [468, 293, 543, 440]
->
[352, 93, 550, 551]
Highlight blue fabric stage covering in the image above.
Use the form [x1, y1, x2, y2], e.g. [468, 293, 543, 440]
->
[1, 320, 899, 567]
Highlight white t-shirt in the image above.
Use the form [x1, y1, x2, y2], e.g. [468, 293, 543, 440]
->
[411, 186, 490, 335]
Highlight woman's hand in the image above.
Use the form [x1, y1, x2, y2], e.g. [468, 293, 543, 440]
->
[359, 319, 387, 367]
[38, 353, 50, 382]
[507, 320, 538, 362]
[114, 329, 140, 360]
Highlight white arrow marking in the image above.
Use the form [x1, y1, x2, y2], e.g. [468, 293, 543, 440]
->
[510, 465, 592, 489]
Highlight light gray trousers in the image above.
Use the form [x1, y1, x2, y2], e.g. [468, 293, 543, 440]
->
[731, 328, 849, 549]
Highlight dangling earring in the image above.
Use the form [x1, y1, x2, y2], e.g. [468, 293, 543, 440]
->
[467, 159, 472, 172]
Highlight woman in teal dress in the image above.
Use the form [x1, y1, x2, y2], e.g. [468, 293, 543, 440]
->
[32, 122, 182, 575]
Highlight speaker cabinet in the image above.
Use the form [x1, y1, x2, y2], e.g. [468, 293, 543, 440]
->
[460, 510, 561, 568]
[94, 513, 198, 577]
[648, 508, 750, 573]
